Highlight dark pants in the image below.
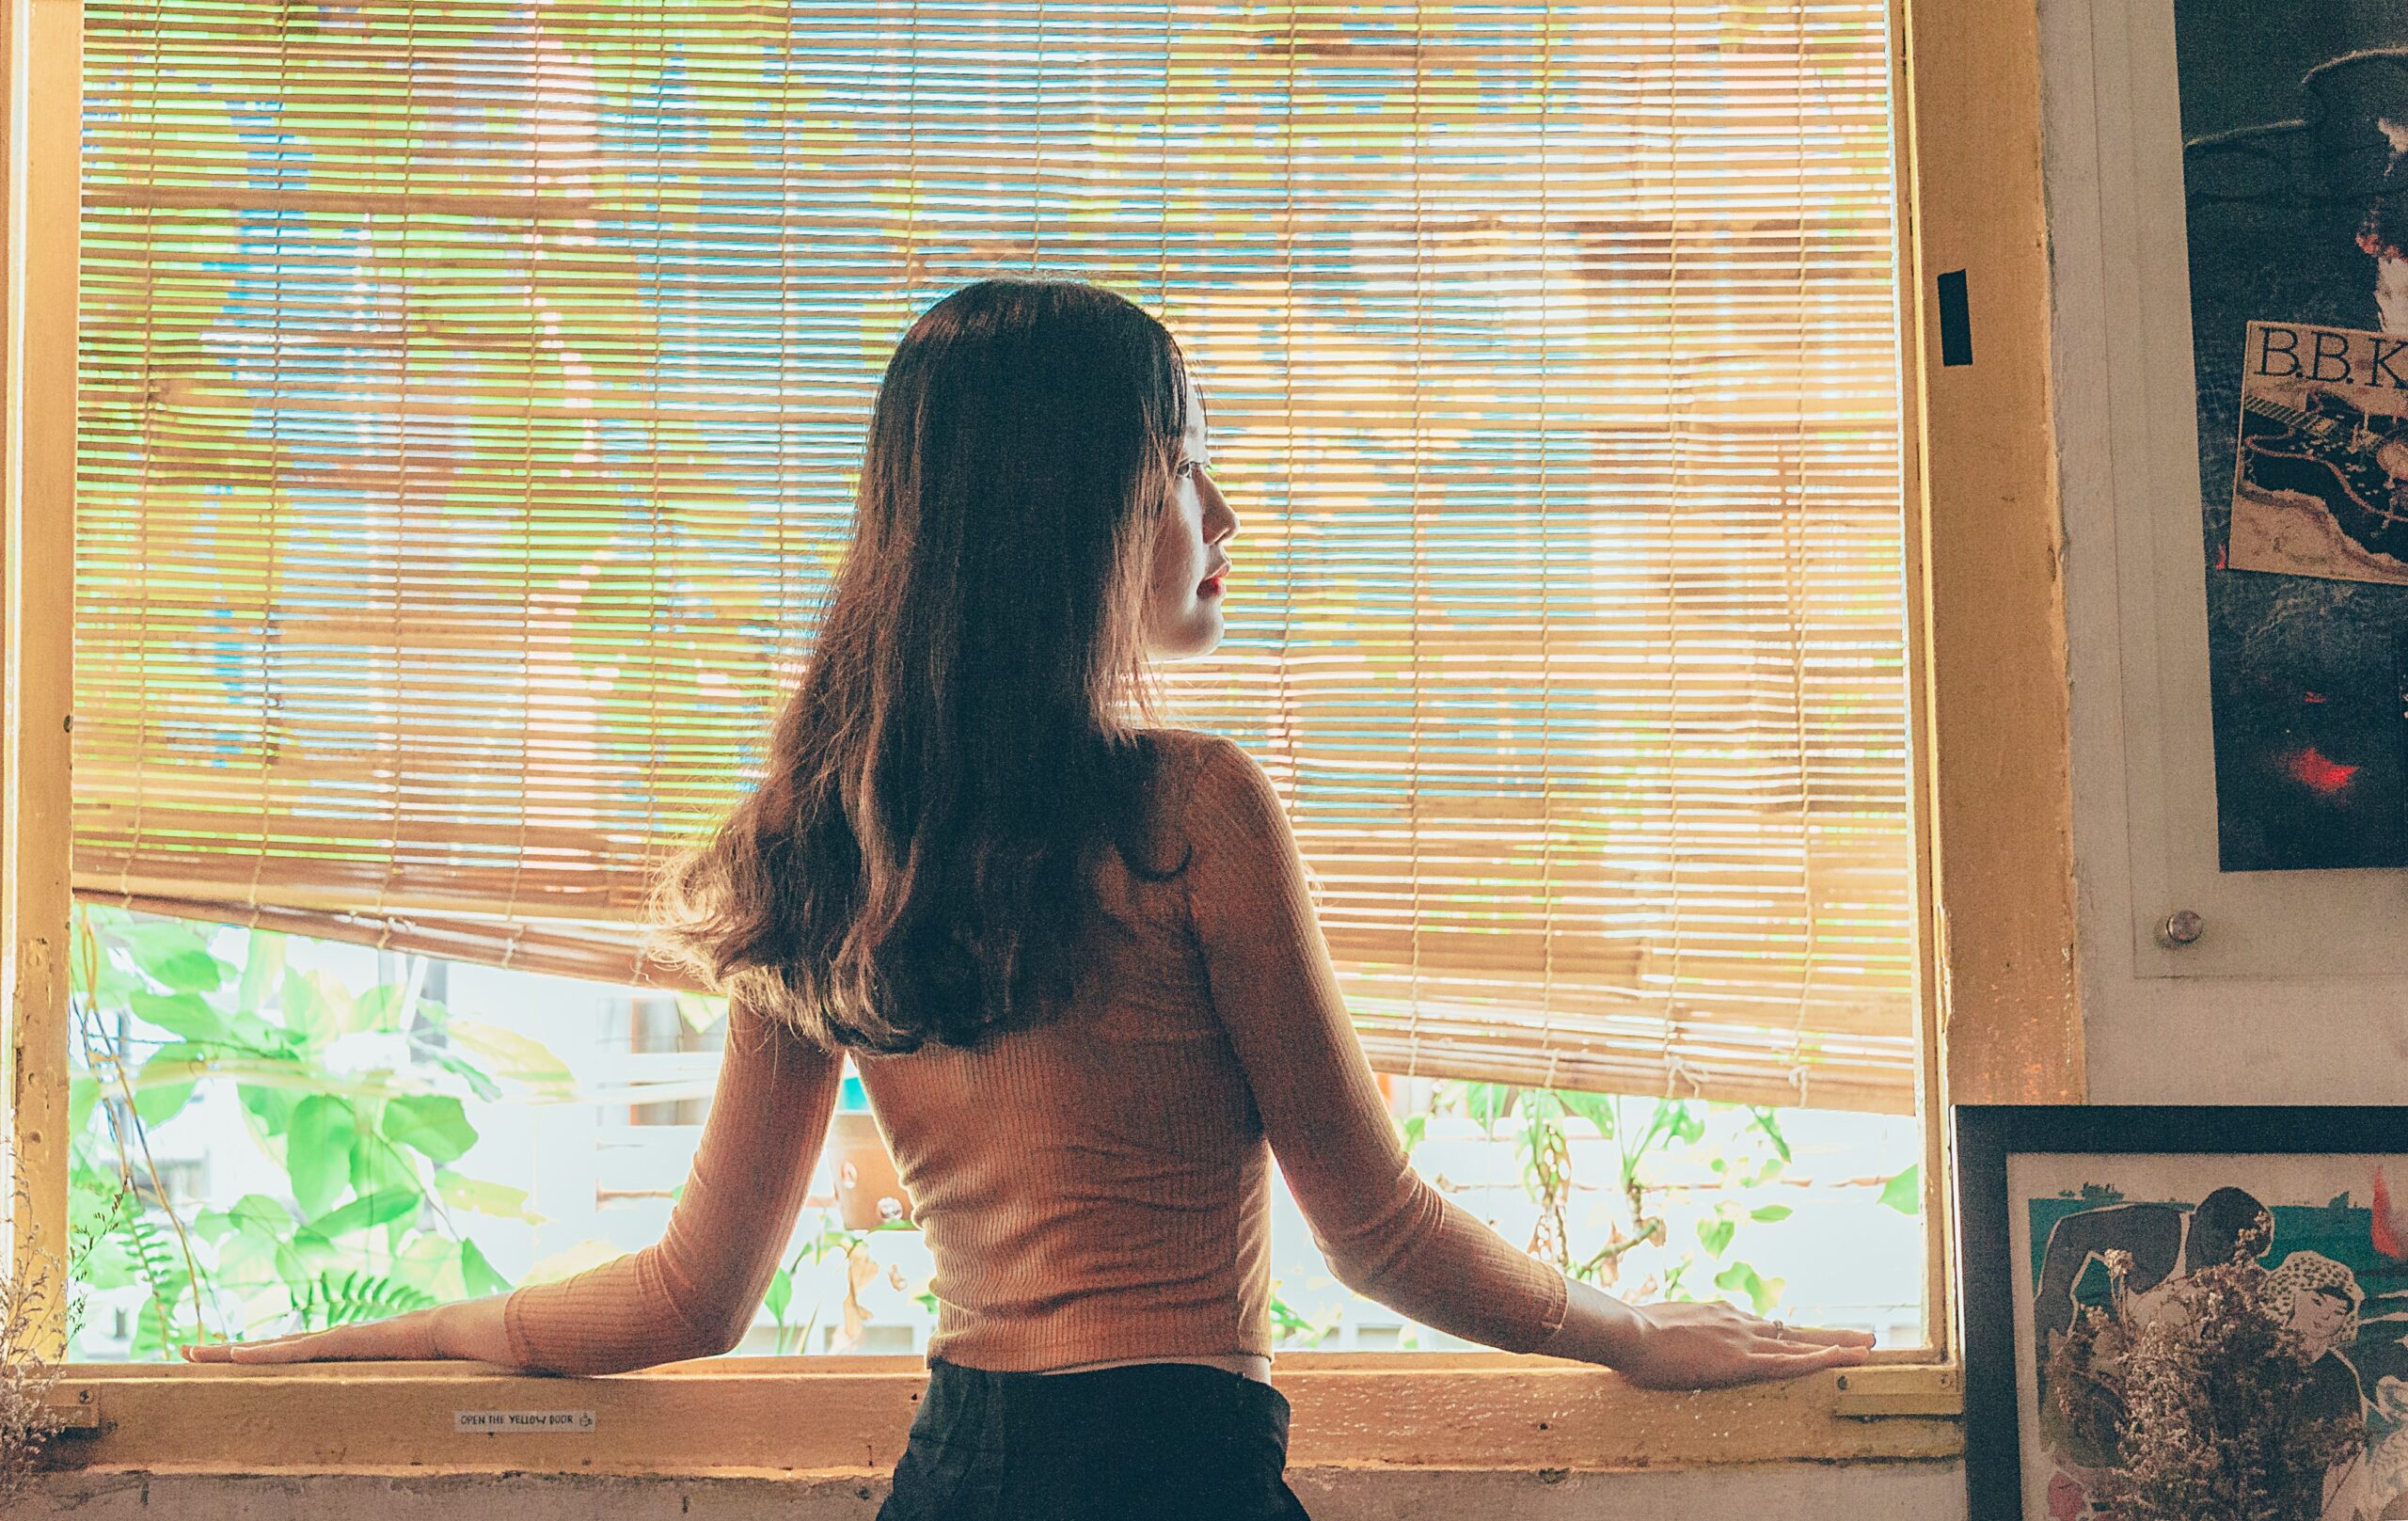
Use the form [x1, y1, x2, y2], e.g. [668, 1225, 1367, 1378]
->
[876, 1356, 1313, 1521]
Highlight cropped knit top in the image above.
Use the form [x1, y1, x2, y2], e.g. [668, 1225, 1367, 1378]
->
[501, 728, 1572, 1375]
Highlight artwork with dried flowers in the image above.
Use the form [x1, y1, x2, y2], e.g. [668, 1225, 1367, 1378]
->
[1957, 1106, 2408, 1521]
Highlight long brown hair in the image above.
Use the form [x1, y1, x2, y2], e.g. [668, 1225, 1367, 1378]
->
[651, 277, 1193, 1053]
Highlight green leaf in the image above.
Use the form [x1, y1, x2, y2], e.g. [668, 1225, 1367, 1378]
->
[1877, 1165, 1922, 1216]
[460, 1238, 513, 1298]
[117, 918, 219, 991]
[290, 1270, 435, 1330]
[1747, 1108, 1794, 1163]
[133, 1042, 210, 1125]
[1557, 1090, 1616, 1139]
[283, 973, 338, 1050]
[445, 1019, 576, 1101]
[1750, 1205, 1794, 1224]
[223, 1008, 296, 1058]
[675, 992, 727, 1034]
[356, 985, 407, 1034]
[274, 1229, 339, 1288]
[431, 1051, 503, 1103]
[1697, 1217, 1736, 1258]
[1714, 1260, 1783, 1314]
[764, 1266, 792, 1324]
[286, 1096, 357, 1217]
[301, 1188, 422, 1244]
[142, 948, 226, 995]
[125, 1295, 190, 1363]
[229, 1194, 293, 1237]
[236, 1081, 297, 1136]
[434, 1170, 548, 1225]
[77, 950, 147, 1008]
[354, 984, 415, 1035]
[1398, 1113, 1427, 1156]
[1465, 1082, 1515, 1135]
[392, 1236, 470, 1301]
[233, 931, 287, 1014]
[383, 1095, 476, 1165]
[350, 1122, 419, 1199]
[306, 970, 364, 1037]
[69, 1074, 99, 1134]
[128, 990, 230, 1044]
[75, 1232, 139, 1291]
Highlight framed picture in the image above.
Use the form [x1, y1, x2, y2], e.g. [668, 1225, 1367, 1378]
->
[1956, 1105, 2408, 1521]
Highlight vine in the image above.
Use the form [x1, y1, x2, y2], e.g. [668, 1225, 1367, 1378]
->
[66, 906, 538, 1357]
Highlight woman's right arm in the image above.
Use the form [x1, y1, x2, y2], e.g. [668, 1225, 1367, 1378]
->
[1178, 735, 1871, 1388]
[186, 994, 843, 1374]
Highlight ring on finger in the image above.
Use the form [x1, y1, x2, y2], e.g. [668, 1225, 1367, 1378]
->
[1769, 1319, 1788, 1340]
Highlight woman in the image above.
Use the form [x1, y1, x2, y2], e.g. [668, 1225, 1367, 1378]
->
[183, 277, 1872, 1517]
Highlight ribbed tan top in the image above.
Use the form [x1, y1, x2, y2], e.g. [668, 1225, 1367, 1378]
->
[503, 729, 1570, 1376]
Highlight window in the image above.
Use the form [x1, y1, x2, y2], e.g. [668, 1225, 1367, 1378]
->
[0, 0, 2082, 1476]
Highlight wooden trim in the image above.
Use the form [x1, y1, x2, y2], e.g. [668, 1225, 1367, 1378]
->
[1, 0, 79, 1355]
[42, 1358, 1961, 1475]
[1887, 0, 1953, 1362]
[1897, 0, 2086, 1106]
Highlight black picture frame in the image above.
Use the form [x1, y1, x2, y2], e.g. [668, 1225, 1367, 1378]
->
[1954, 1103, 2408, 1521]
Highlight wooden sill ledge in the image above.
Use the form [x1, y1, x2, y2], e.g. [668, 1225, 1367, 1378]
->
[39, 1355, 1962, 1475]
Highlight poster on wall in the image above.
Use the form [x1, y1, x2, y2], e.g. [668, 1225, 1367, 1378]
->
[1956, 1108, 2408, 1521]
[2178, 5, 2408, 869]
[2011, 1152, 2408, 1521]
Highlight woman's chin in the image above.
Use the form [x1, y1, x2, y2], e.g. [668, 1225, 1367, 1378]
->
[1147, 613, 1224, 660]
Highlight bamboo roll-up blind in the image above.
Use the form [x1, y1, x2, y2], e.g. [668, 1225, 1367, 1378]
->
[77, 1, 1917, 1112]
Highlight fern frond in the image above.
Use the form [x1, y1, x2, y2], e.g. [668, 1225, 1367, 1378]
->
[291, 1270, 436, 1330]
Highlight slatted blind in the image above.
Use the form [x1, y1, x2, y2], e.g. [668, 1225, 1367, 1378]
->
[77, 1, 1917, 1112]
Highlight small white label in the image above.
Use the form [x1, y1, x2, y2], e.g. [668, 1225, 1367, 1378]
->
[455, 1410, 596, 1434]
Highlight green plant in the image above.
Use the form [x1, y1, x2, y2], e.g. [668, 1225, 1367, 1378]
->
[1269, 1286, 1341, 1348]
[66, 907, 553, 1358]
[1442, 1085, 1798, 1314]
[763, 1218, 917, 1355]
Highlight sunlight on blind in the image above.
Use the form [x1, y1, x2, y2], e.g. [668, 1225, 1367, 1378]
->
[77, 1, 1916, 1111]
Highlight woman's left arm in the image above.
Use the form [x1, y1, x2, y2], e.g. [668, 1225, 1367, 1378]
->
[183, 996, 845, 1373]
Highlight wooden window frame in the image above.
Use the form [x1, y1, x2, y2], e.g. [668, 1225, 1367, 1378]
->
[1, 0, 2076, 1474]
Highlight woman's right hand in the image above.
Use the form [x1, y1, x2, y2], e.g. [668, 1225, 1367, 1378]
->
[1608, 1297, 1874, 1390]
[179, 1294, 516, 1368]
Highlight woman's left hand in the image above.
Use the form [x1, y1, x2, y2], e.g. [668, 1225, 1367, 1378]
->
[179, 1295, 515, 1367]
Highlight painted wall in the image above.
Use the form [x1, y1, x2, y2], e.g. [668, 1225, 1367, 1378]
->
[23, 1462, 1966, 1520]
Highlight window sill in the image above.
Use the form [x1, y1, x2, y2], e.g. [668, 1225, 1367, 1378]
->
[41, 1354, 1961, 1476]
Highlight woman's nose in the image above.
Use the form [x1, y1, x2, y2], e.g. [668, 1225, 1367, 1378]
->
[1204, 481, 1238, 544]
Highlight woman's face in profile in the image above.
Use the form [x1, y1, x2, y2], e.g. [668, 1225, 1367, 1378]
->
[1142, 389, 1239, 658]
